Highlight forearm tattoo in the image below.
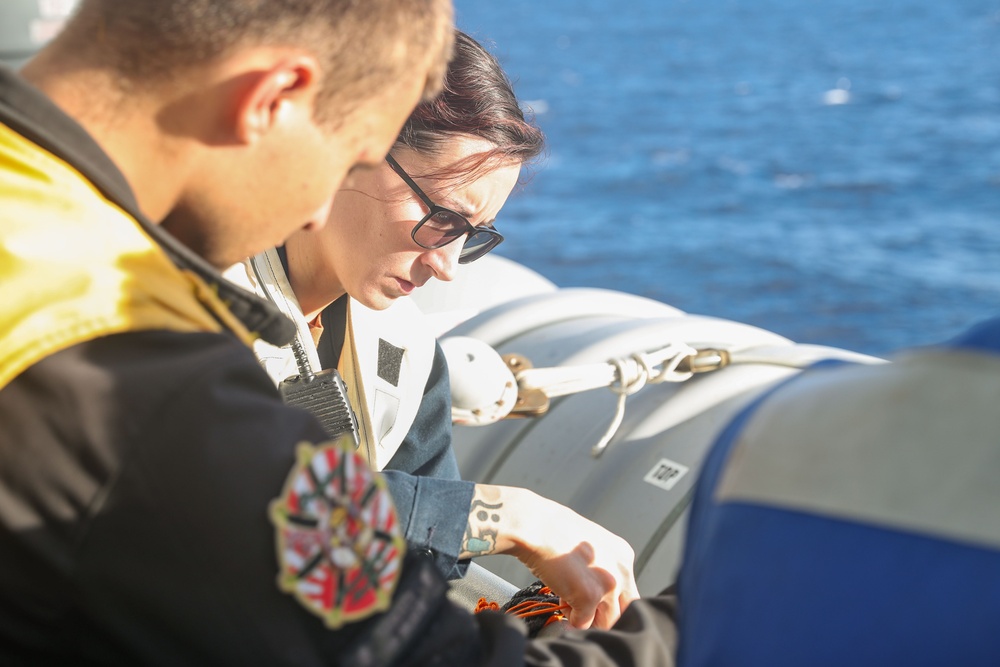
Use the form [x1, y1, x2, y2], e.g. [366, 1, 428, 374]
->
[461, 495, 504, 558]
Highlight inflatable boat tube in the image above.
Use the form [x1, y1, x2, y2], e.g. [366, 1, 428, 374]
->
[411, 257, 882, 595]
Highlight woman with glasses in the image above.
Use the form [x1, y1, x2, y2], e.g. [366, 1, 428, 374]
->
[227, 31, 640, 631]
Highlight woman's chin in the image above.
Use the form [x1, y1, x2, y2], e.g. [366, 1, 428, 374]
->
[355, 291, 396, 311]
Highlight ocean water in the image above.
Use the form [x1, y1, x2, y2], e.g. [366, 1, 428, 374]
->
[455, 0, 1000, 356]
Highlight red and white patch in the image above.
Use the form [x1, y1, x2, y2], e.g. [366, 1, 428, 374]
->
[270, 437, 404, 629]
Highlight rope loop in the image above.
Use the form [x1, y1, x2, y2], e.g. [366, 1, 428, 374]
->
[609, 357, 648, 396]
[592, 391, 628, 458]
[640, 343, 698, 384]
[509, 341, 719, 457]
[592, 343, 700, 458]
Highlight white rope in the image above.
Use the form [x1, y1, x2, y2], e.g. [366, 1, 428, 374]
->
[590, 358, 642, 458]
[510, 342, 700, 458]
[515, 342, 699, 397]
[509, 341, 876, 457]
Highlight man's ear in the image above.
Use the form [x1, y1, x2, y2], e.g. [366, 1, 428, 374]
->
[234, 56, 322, 144]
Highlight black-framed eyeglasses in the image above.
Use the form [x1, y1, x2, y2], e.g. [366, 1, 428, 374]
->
[385, 154, 504, 264]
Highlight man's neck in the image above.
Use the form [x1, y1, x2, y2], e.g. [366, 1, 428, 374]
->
[21, 59, 194, 224]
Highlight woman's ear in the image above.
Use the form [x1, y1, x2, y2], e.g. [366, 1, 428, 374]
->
[234, 55, 322, 144]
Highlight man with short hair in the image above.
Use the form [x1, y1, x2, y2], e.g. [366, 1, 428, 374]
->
[0, 1, 682, 664]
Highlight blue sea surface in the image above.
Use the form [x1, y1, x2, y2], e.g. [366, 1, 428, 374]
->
[455, 0, 1000, 356]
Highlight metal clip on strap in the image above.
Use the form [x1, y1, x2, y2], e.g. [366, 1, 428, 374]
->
[504, 353, 552, 418]
[676, 348, 731, 374]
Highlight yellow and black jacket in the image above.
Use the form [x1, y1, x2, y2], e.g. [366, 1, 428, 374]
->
[0, 67, 476, 666]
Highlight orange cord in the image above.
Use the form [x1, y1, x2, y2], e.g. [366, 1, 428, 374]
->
[474, 586, 571, 627]
[474, 597, 500, 613]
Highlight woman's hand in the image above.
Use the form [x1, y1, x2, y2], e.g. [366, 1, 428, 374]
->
[459, 484, 640, 629]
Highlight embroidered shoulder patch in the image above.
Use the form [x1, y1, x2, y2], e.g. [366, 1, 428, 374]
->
[270, 436, 405, 629]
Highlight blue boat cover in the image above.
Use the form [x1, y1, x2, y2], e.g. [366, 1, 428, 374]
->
[677, 316, 1000, 666]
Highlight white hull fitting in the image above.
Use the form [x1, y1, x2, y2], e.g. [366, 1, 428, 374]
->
[412, 256, 881, 598]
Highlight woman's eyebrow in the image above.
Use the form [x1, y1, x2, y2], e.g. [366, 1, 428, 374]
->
[440, 189, 492, 224]
[441, 196, 476, 220]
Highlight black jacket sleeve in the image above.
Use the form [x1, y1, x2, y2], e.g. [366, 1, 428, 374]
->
[0, 331, 678, 666]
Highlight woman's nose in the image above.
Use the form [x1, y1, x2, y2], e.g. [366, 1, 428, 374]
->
[423, 238, 464, 282]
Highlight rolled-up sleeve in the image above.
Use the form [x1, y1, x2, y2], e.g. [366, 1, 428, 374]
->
[383, 471, 474, 580]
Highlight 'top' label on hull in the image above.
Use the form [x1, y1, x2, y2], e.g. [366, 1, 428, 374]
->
[643, 458, 690, 492]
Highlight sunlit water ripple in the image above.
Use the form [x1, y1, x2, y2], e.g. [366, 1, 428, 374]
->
[455, 0, 1000, 356]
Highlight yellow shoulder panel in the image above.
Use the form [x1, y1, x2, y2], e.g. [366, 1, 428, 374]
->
[0, 123, 254, 390]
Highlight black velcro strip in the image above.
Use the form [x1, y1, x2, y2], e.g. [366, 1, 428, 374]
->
[377, 339, 404, 387]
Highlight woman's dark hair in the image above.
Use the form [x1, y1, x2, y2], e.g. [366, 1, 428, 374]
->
[395, 30, 545, 177]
